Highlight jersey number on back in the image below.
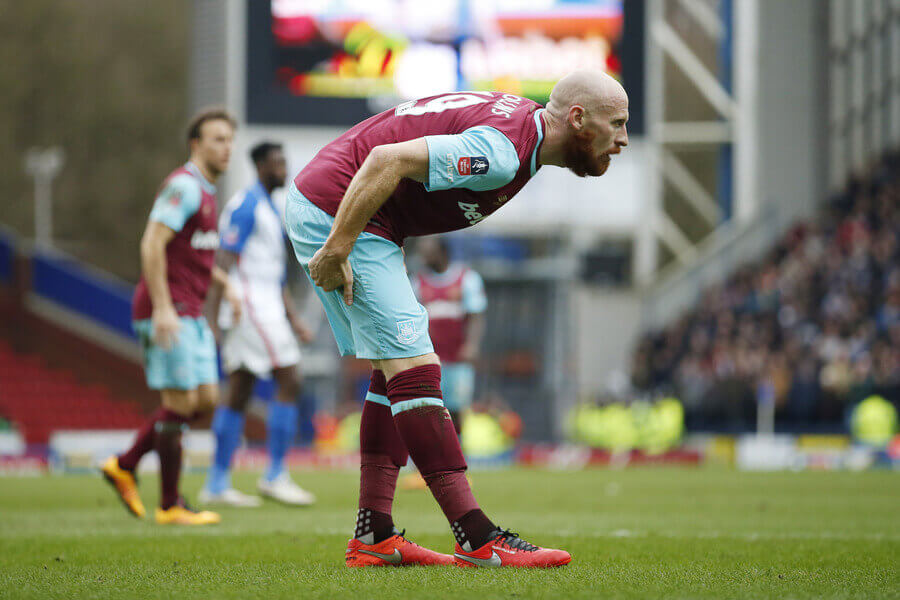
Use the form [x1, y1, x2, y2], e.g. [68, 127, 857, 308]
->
[395, 93, 493, 117]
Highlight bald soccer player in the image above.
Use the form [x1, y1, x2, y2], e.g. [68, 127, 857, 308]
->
[287, 71, 628, 567]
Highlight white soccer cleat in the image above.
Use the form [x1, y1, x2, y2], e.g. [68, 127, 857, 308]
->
[257, 473, 316, 506]
[198, 487, 263, 508]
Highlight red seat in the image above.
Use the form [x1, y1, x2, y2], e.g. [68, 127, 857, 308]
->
[0, 347, 146, 443]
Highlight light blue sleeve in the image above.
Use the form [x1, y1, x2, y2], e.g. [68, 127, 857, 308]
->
[219, 194, 258, 253]
[148, 174, 202, 232]
[461, 269, 487, 314]
[424, 126, 520, 192]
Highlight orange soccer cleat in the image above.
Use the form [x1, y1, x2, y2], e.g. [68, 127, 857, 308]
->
[345, 529, 455, 567]
[101, 456, 146, 518]
[454, 528, 571, 568]
[155, 502, 221, 526]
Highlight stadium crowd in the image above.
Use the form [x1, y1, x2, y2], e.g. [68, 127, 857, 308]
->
[631, 154, 900, 431]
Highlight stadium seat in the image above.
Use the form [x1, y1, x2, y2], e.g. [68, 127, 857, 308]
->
[0, 345, 145, 444]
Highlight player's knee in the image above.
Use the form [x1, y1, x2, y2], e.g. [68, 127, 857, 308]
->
[379, 353, 441, 381]
[273, 366, 301, 399]
[161, 388, 197, 417]
[195, 383, 220, 414]
[227, 393, 249, 413]
[226, 370, 255, 412]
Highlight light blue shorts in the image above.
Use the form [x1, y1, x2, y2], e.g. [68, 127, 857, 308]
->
[441, 362, 476, 412]
[285, 183, 434, 360]
[133, 317, 218, 390]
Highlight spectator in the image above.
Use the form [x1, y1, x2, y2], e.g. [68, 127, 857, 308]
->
[633, 154, 900, 430]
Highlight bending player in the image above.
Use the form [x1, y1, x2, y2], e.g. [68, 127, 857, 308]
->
[286, 70, 628, 567]
[101, 108, 238, 526]
[200, 141, 316, 507]
[401, 236, 486, 490]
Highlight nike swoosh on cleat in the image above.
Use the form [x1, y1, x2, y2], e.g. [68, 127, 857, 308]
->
[455, 551, 502, 567]
[358, 548, 403, 564]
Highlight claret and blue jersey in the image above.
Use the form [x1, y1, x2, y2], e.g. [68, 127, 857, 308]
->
[294, 91, 546, 244]
[287, 91, 546, 361]
[132, 161, 220, 390]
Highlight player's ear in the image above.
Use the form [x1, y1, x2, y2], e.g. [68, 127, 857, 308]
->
[568, 105, 585, 131]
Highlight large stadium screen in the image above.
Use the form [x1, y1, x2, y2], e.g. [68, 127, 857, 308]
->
[246, 0, 638, 127]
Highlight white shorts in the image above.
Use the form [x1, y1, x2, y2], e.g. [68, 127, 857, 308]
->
[221, 315, 301, 377]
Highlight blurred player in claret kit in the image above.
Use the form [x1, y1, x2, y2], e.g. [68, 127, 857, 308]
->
[101, 108, 238, 526]
[199, 141, 316, 508]
[401, 236, 486, 491]
[416, 237, 486, 433]
[286, 70, 628, 567]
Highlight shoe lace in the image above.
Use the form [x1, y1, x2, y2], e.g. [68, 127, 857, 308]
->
[393, 527, 422, 548]
[494, 529, 539, 552]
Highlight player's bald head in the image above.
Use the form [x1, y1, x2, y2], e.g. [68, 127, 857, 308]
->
[547, 70, 628, 119]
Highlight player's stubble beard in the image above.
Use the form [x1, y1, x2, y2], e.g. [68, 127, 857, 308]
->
[564, 129, 610, 178]
[203, 145, 231, 180]
[264, 173, 286, 192]
[196, 154, 225, 181]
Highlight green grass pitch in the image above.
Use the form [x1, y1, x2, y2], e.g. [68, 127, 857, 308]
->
[1, 467, 897, 599]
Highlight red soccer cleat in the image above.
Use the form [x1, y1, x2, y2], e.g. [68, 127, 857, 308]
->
[454, 528, 571, 568]
[345, 529, 455, 567]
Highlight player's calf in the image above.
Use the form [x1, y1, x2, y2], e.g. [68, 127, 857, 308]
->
[386, 364, 498, 550]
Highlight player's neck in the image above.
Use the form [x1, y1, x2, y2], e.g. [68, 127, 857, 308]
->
[537, 113, 566, 169]
[189, 157, 219, 185]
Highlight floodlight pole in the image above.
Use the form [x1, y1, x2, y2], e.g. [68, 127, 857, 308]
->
[24, 147, 65, 249]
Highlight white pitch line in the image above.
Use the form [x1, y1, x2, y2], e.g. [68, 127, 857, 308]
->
[556, 529, 900, 542]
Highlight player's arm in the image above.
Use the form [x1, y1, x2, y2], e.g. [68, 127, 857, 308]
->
[206, 252, 241, 342]
[309, 139, 429, 305]
[208, 194, 261, 335]
[282, 286, 314, 344]
[460, 270, 488, 363]
[141, 174, 202, 350]
[140, 222, 179, 350]
[461, 313, 486, 364]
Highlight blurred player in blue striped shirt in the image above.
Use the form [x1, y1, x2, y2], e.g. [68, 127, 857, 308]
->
[200, 142, 316, 507]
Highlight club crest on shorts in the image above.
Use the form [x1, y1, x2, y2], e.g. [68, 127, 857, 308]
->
[396, 319, 419, 344]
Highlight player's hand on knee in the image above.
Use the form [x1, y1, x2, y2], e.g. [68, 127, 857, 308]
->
[151, 305, 180, 350]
